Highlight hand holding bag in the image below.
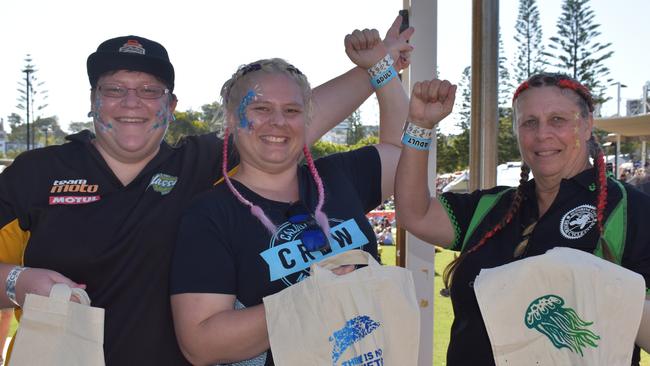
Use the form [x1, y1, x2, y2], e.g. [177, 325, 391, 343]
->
[263, 249, 420, 365]
[10, 283, 105, 366]
[473, 247, 646, 366]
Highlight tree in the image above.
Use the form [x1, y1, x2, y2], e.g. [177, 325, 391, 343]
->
[513, 0, 546, 84]
[436, 127, 459, 173]
[8, 116, 66, 147]
[201, 101, 225, 132]
[68, 121, 95, 133]
[310, 140, 349, 160]
[498, 29, 514, 108]
[165, 110, 209, 146]
[449, 66, 472, 170]
[546, 0, 613, 103]
[16, 54, 49, 149]
[497, 108, 521, 164]
[345, 109, 365, 146]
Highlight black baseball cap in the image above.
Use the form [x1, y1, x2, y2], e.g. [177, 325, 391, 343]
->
[87, 35, 175, 91]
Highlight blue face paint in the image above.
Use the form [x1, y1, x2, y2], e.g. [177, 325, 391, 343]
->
[91, 97, 113, 132]
[238, 90, 257, 130]
[150, 99, 173, 131]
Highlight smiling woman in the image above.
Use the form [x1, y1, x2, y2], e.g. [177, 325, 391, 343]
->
[394, 72, 650, 365]
[169, 24, 412, 365]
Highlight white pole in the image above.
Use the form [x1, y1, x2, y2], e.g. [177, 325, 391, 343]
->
[403, 0, 437, 364]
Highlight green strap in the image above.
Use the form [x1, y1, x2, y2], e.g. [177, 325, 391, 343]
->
[462, 181, 627, 265]
[461, 188, 514, 252]
[593, 179, 627, 265]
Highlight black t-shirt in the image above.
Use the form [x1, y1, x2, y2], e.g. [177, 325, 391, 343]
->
[171, 146, 382, 366]
[0, 130, 235, 366]
[440, 168, 650, 366]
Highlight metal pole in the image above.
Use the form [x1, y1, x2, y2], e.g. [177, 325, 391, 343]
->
[25, 70, 31, 151]
[470, 0, 499, 190]
[617, 83, 621, 116]
[616, 134, 621, 178]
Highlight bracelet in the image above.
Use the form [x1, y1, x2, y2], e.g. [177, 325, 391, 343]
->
[402, 132, 432, 150]
[404, 122, 433, 140]
[6, 266, 27, 307]
[367, 54, 394, 78]
[368, 54, 398, 90]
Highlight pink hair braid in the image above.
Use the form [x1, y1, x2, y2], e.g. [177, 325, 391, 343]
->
[222, 128, 277, 234]
[302, 145, 331, 237]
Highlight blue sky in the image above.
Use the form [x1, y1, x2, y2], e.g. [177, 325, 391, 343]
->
[0, 0, 647, 134]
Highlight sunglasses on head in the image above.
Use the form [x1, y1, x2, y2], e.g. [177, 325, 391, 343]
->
[286, 201, 328, 252]
[240, 62, 304, 77]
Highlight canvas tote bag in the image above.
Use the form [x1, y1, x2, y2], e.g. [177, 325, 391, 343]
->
[263, 249, 420, 365]
[473, 247, 646, 366]
[9, 283, 105, 366]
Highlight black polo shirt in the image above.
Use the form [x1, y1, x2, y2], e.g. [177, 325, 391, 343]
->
[440, 168, 650, 366]
[0, 130, 235, 366]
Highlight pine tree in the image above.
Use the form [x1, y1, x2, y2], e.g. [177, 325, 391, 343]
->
[15, 54, 49, 150]
[498, 29, 514, 108]
[513, 0, 546, 84]
[345, 109, 365, 146]
[546, 0, 613, 102]
[451, 66, 471, 170]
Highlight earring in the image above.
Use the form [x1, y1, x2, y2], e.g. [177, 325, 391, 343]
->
[87, 111, 98, 118]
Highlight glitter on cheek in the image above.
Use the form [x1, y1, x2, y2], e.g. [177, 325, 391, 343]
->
[238, 90, 256, 130]
[151, 99, 173, 131]
[237, 85, 263, 132]
[92, 98, 114, 132]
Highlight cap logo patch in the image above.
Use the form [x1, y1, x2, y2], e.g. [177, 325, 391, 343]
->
[119, 40, 146, 55]
[148, 173, 177, 195]
[559, 204, 596, 239]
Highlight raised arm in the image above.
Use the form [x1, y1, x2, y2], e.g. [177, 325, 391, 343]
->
[306, 15, 414, 145]
[343, 26, 408, 199]
[394, 79, 458, 247]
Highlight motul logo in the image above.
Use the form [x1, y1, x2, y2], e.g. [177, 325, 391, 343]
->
[49, 196, 101, 205]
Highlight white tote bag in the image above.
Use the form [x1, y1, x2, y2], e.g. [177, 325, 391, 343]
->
[10, 283, 105, 366]
[263, 249, 420, 365]
[474, 247, 646, 366]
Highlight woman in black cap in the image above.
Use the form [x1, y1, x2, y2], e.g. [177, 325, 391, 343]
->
[0, 16, 414, 366]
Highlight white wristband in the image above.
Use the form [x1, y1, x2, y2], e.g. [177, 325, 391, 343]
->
[6, 266, 27, 307]
[404, 121, 433, 139]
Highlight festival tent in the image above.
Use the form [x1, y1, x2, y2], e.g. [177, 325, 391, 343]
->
[442, 162, 528, 193]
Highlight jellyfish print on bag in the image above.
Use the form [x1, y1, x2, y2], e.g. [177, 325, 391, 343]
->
[525, 294, 600, 356]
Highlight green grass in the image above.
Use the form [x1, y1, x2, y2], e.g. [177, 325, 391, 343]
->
[379, 245, 649, 366]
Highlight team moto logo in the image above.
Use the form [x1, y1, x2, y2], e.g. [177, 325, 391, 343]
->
[49, 179, 100, 205]
[148, 173, 178, 195]
[260, 218, 369, 287]
[559, 204, 597, 239]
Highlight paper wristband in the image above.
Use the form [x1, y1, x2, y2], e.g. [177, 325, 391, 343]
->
[405, 122, 433, 140]
[402, 133, 432, 150]
[368, 54, 395, 77]
[6, 266, 27, 307]
[371, 65, 398, 90]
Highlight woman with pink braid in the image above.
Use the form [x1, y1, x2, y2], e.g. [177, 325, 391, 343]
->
[395, 73, 650, 365]
[169, 27, 412, 366]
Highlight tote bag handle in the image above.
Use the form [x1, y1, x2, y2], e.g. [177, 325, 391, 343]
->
[50, 283, 91, 305]
[310, 249, 380, 277]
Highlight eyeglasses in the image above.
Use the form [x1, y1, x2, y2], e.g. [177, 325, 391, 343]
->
[286, 201, 328, 251]
[97, 83, 169, 99]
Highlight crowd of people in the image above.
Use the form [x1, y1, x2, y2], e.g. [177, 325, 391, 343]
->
[0, 14, 647, 366]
